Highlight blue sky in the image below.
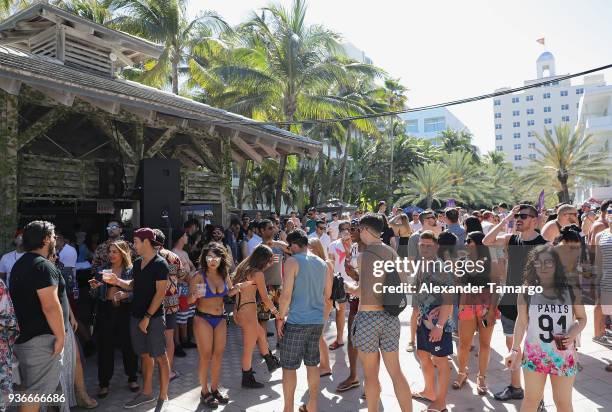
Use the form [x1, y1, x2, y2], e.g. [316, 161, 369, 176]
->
[188, 0, 612, 153]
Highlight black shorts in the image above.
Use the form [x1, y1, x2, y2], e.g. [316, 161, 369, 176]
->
[416, 323, 453, 357]
[130, 316, 166, 358]
[165, 313, 177, 330]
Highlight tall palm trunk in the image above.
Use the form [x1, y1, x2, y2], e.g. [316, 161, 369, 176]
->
[339, 124, 351, 201]
[236, 161, 248, 209]
[171, 53, 179, 95]
[558, 169, 570, 203]
[274, 154, 287, 214]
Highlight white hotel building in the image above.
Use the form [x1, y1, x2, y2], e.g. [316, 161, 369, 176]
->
[400, 107, 471, 144]
[493, 52, 606, 168]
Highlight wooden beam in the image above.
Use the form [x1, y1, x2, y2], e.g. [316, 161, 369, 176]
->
[145, 127, 176, 158]
[254, 136, 279, 158]
[29, 25, 57, 45]
[232, 132, 263, 163]
[122, 105, 156, 125]
[0, 78, 21, 95]
[79, 95, 120, 114]
[90, 117, 136, 161]
[56, 25, 65, 61]
[231, 150, 245, 164]
[17, 108, 68, 150]
[110, 47, 134, 67]
[188, 134, 220, 173]
[30, 84, 74, 106]
[181, 147, 204, 168]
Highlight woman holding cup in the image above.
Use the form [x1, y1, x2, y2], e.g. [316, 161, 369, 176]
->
[89, 240, 139, 398]
[504, 245, 586, 411]
[188, 242, 249, 409]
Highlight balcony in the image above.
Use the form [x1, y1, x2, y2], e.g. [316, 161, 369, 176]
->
[585, 115, 612, 132]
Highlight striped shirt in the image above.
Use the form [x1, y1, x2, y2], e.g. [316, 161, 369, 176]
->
[599, 230, 612, 292]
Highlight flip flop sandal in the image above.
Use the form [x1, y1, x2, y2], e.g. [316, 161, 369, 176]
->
[336, 380, 360, 392]
[201, 392, 218, 410]
[329, 341, 345, 350]
[320, 371, 332, 377]
[412, 392, 434, 402]
[422, 409, 447, 412]
[299, 405, 308, 412]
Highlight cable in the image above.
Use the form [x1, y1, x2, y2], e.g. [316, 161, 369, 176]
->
[209, 62, 612, 126]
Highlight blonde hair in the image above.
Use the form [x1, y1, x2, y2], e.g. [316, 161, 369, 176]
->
[308, 237, 327, 261]
[108, 240, 132, 269]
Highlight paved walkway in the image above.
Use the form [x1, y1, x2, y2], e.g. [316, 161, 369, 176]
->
[80, 307, 612, 412]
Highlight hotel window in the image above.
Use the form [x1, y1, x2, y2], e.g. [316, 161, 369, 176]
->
[562, 115, 570, 122]
[543, 92, 551, 99]
[512, 97, 520, 103]
[406, 120, 419, 133]
[527, 120, 535, 126]
[528, 154, 536, 160]
[560, 90, 568, 96]
[576, 88, 584, 95]
[528, 131, 534, 137]
[496, 145, 503, 151]
[514, 144, 521, 150]
[512, 110, 520, 116]
[528, 143, 536, 149]
[576, 102, 580, 108]
[544, 118, 552, 124]
[513, 133, 520, 139]
[495, 134, 503, 140]
[514, 154, 522, 161]
[495, 124, 502, 130]
[513, 122, 520, 127]
[527, 108, 534, 115]
[424, 117, 446, 133]
[494, 113, 501, 119]
[561, 104, 569, 110]
[544, 106, 551, 113]
[526, 95, 534, 101]
[494, 99, 501, 106]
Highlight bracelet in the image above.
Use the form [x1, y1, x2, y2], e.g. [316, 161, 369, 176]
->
[144, 312, 152, 319]
[434, 323, 443, 329]
[511, 348, 520, 353]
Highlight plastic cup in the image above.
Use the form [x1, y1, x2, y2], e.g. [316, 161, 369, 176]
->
[102, 269, 113, 283]
[196, 283, 205, 297]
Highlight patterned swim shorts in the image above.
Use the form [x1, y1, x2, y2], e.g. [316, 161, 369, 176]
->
[279, 323, 324, 370]
[352, 311, 400, 353]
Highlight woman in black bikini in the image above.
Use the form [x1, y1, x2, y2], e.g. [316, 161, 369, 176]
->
[232, 244, 281, 388]
[188, 242, 250, 409]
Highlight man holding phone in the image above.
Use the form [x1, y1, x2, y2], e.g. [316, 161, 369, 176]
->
[327, 221, 352, 351]
[103, 228, 170, 411]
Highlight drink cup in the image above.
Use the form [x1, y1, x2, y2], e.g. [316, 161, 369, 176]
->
[553, 334, 567, 350]
[273, 254, 280, 264]
[196, 283, 206, 297]
[102, 269, 114, 283]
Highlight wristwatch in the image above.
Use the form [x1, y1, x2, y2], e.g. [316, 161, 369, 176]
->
[434, 323, 443, 329]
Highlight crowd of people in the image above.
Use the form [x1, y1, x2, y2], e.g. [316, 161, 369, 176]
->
[0, 198, 611, 412]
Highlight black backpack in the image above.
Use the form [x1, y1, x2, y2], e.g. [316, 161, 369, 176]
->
[331, 274, 347, 306]
[367, 250, 408, 317]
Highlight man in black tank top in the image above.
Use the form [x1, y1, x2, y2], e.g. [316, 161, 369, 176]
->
[483, 204, 547, 402]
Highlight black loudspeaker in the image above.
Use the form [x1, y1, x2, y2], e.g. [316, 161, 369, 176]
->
[138, 159, 181, 230]
[98, 162, 125, 198]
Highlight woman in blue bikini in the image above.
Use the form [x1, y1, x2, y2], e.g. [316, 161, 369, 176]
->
[188, 242, 251, 409]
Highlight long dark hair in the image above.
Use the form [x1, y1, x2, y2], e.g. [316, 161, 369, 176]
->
[233, 244, 273, 283]
[199, 242, 231, 281]
[553, 224, 581, 245]
[523, 245, 569, 303]
[464, 231, 491, 285]
[464, 216, 483, 234]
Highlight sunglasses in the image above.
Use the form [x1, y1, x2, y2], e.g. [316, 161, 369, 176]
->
[107, 225, 120, 230]
[514, 213, 535, 220]
[205, 256, 221, 262]
[533, 259, 554, 268]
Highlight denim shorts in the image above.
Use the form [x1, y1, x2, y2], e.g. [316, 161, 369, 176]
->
[500, 313, 515, 337]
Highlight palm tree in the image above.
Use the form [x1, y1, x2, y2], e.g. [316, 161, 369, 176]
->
[395, 162, 455, 209]
[439, 129, 480, 162]
[110, 0, 229, 94]
[197, 0, 382, 212]
[55, 0, 114, 24]
[522, 124, 608, 203]
[483, 150, 506, 166]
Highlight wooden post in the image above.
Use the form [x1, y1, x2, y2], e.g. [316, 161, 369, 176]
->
[220, 135, 233, 227]
[0, 92, 19, 254]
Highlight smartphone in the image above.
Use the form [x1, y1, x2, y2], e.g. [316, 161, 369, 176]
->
[481, 318, 489, 328]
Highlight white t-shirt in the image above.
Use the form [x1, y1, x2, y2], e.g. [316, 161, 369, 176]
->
[328, 239, 349, 280]
[246, 234, 262, 256]
[481, 221, 495, 235]
[309, 232, 331, 254]
[328, 220, 340, 241]
[0, 250, 25, 287]
[409, 221, 422, 233]
[59, 244, 78, 268]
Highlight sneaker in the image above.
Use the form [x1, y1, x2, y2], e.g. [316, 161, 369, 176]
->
[605, 330, 612, 338]
[494, 386, 524, 401]
[174, 346, 187, 357]
[592, 336, 612, 347]
[154, 398, 170, 412]
[124, 393, 156, 409]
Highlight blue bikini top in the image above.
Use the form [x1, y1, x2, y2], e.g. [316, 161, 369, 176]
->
[201, 272, 228, 298]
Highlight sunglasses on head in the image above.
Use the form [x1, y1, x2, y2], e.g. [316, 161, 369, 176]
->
[514, 213, 535, 220]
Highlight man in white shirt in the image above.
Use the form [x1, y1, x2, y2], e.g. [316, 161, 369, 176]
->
[246, 221, 263, 256]
[0, 229, 25, 287]
[56, 232, 78, 283]
[308, 219, 331, 252]
[409, 211, 422, 233]
[326, 222, 352, 349]
[481, 211, 496, 235]
[327, 212, 341, 241]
